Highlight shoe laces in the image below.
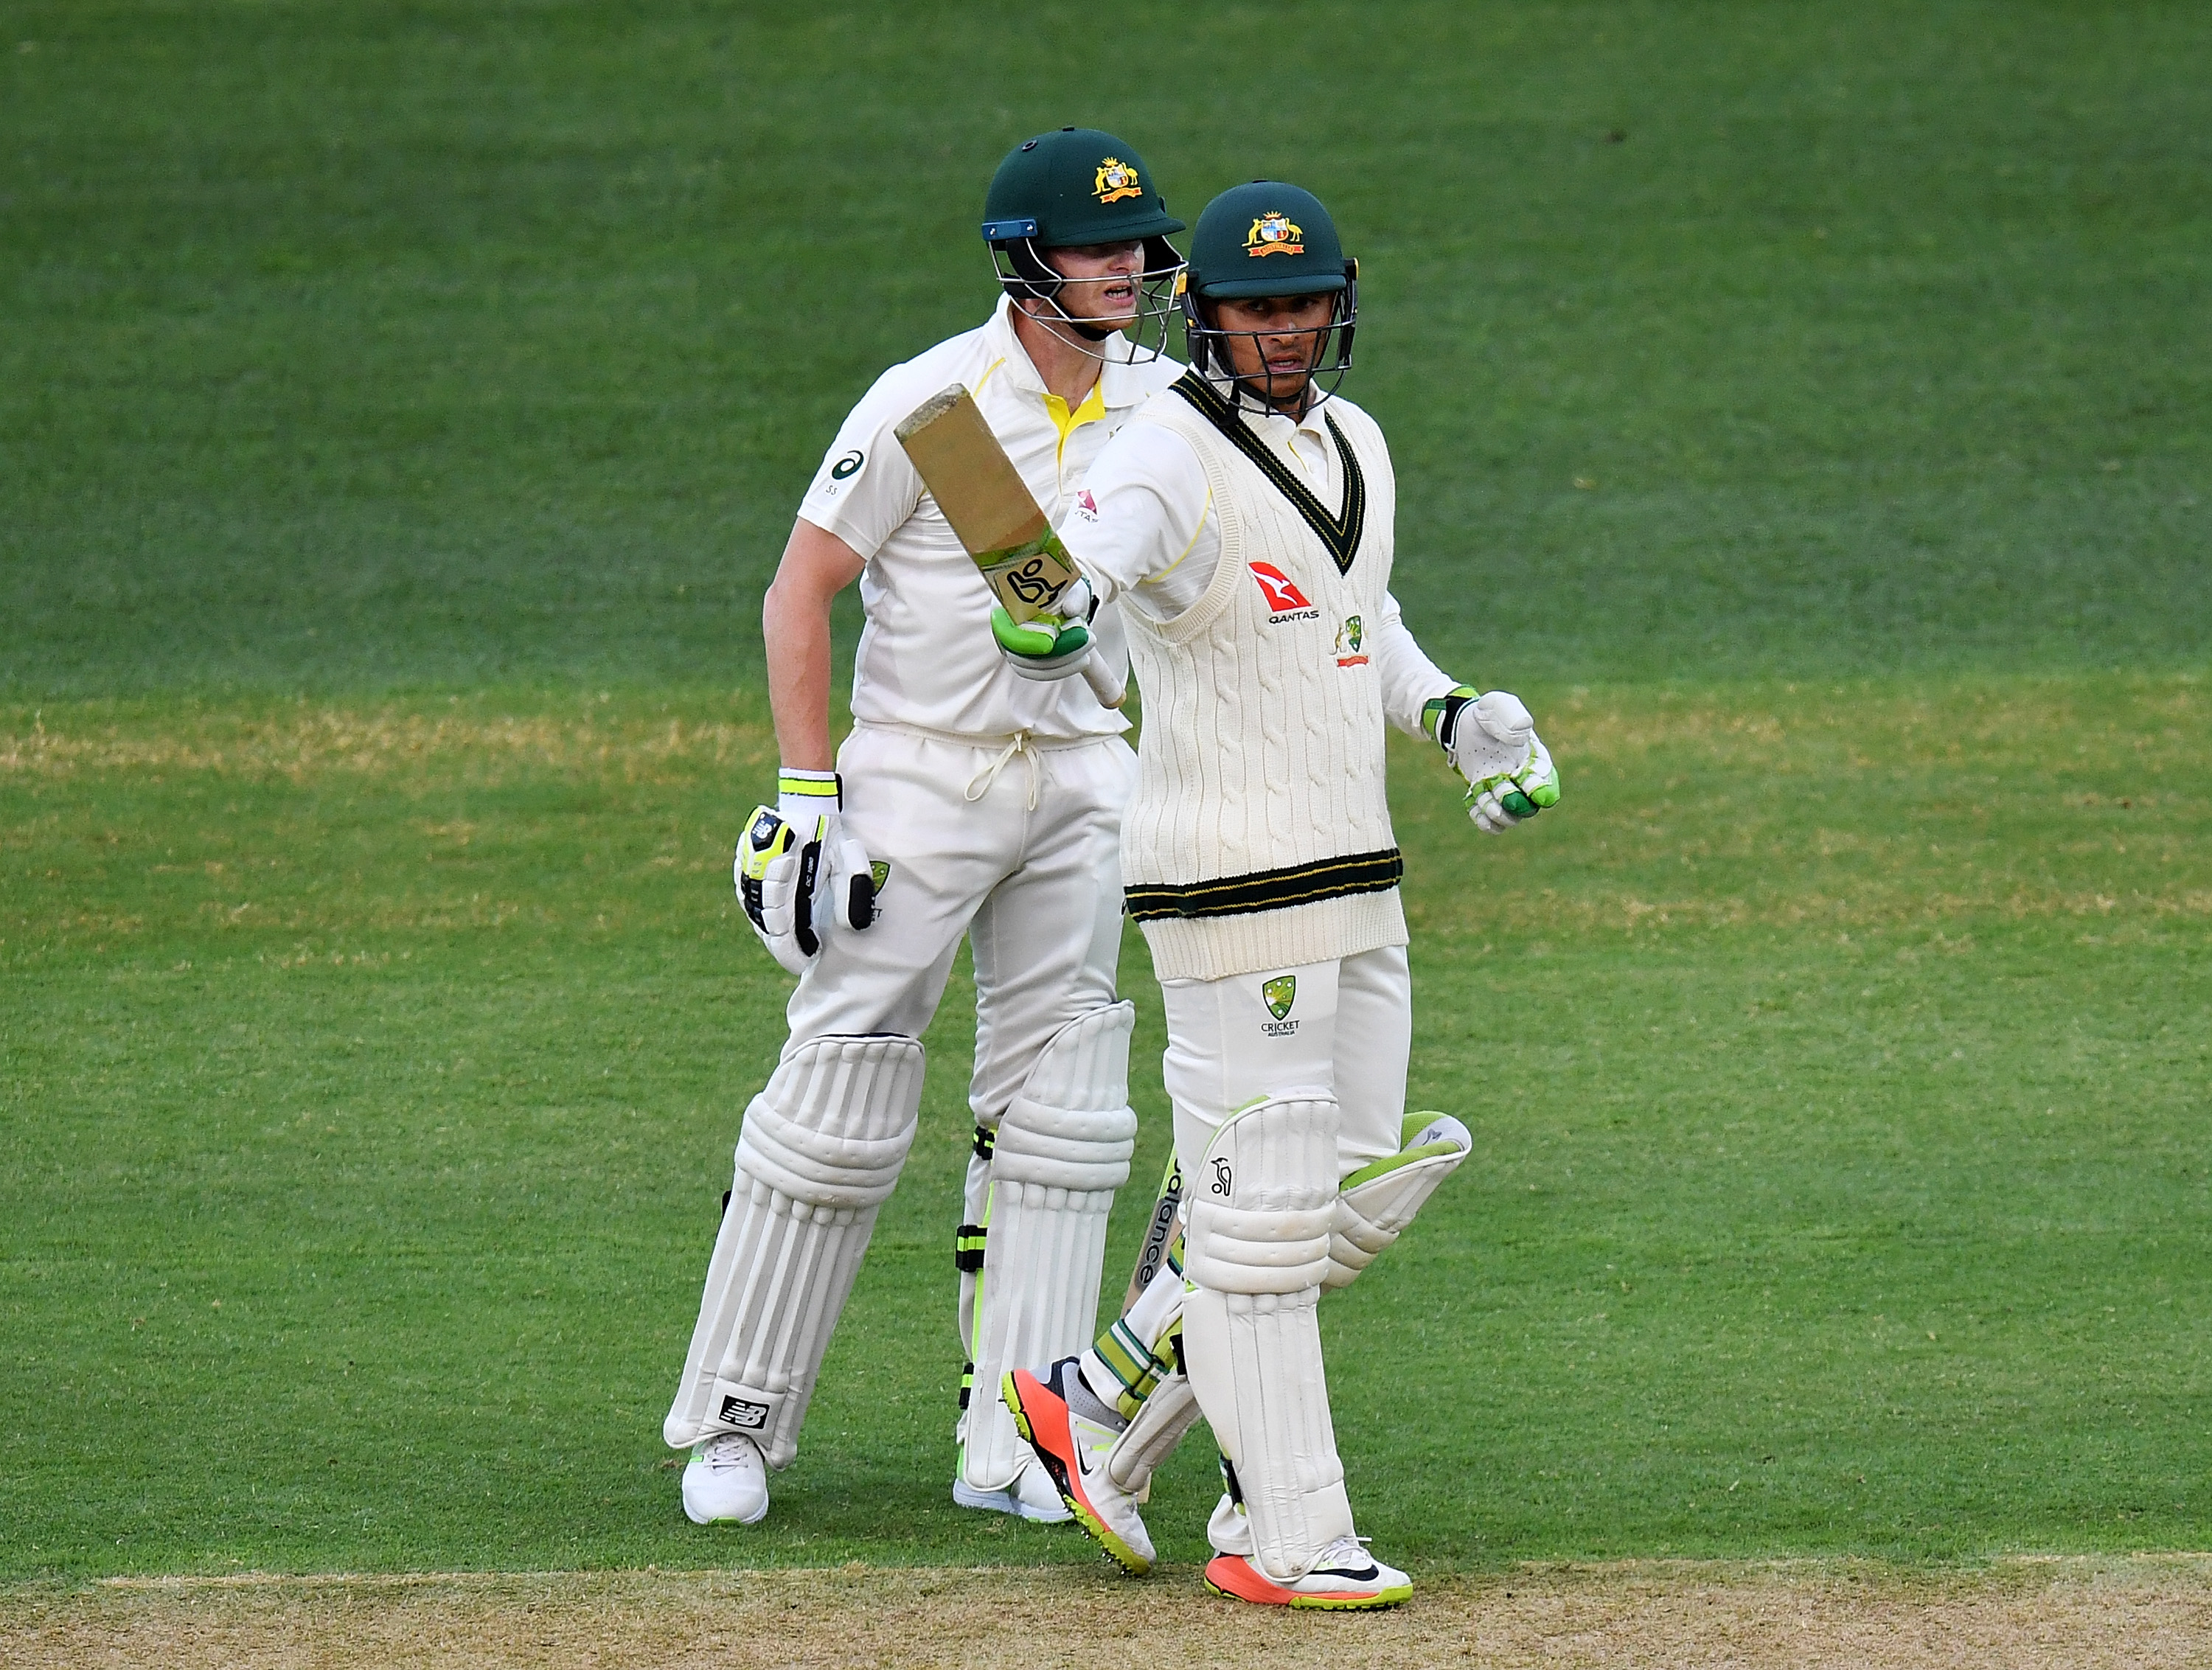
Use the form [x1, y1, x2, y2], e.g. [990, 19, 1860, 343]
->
[1314, 1534, 1377, 1570]
[700, 1431, 760, 1471]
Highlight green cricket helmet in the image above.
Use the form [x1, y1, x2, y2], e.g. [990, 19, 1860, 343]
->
[1179, 181, 1359, 404]
[982, 127, 1186, 363]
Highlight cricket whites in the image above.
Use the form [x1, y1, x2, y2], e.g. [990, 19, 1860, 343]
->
[894, 383, 1127, 709]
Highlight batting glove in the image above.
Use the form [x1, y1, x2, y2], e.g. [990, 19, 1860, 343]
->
[990, 578, 1096, 682]
[734, 770, 877, 974]
[1424, 686, 1562, 834]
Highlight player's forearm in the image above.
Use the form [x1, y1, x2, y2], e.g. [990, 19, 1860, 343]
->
[762, 519, 866, 771]
[764, 592, 836, 769]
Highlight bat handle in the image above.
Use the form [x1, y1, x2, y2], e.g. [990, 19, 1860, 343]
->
[1080, 655, 1127, 711]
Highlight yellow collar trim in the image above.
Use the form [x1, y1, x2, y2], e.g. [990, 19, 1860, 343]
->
[1043, 381, 1108, 465]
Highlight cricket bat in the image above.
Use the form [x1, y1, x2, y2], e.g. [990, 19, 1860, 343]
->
[893, 383, 1126, 709]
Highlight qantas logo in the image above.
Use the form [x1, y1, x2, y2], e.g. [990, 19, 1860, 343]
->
[1249, 562, 1320, 623]
[1072, 489, 1099, 521]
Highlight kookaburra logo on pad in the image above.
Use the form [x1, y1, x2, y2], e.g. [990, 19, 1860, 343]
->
[1209, 1157, 1233, 1197]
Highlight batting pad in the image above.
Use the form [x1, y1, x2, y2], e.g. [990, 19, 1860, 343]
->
[1085, 1239, 1185, 1422]
[1182, 1095, 1354, 1580]
[961, 1001, 1138, 1493]
[1105, 1365, 1200, 1495]
[664, 1033, 924, 1467]
[1325, 1111, 1473, 1290]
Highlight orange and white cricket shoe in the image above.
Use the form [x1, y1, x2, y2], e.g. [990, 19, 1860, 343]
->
[1203, 1536, 1413, 1610]
[1004, 1359, 1155, 1575]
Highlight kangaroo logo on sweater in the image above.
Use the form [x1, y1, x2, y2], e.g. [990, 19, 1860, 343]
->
[1335, 614, 1368, 667]
[1249, 562, 1320, 624]
[1260, 974, 1299, 1035]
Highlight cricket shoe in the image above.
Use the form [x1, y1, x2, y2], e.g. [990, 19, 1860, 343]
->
[1203, 1537, 1413, 1611]
[681, 1430, 769, 1526]
[1004, 1358, 1155, 1575]
[950, 1452, 1072, 1523]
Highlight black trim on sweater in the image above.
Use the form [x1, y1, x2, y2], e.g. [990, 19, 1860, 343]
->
[1124, 848, 1402, 922]
[1168, 372, 1366, 576]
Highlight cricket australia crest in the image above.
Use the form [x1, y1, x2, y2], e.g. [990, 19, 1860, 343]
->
[1094, 157, 1143, 204]
[1335, 615, 1368, 667]
[1261, 975, 1299, 1035]
[1245, 211, 1304, 257]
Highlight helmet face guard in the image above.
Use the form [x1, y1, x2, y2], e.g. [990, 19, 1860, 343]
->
[1180, 260, 1359, 414]
[988, 229, 1188, 366]
[980, 128, 1186, 366]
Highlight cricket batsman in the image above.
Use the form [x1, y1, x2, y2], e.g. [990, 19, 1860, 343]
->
[998, 181, 1561, 1606]
[662, 129, 1188, 1528]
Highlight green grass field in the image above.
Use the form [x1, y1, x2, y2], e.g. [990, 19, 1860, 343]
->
[3, 0, 2208, 1584]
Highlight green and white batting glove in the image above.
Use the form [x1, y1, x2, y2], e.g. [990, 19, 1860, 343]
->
[733, 770, 877, 975]
[991, 577, 1096, 682]
[1423, 686, 1562, 834]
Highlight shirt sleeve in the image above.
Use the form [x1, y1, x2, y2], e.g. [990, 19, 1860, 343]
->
[793, 371, 927, 562]
[1373, 590, 1460, 742]
[1059, 422, 1217, 621]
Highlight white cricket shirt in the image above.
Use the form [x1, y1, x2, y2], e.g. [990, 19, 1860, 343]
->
[1060, 378, 1458, 740]
[798, 298, 1185, 741]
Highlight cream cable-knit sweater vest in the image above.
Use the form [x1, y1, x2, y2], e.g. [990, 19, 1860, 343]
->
[1121, 375, 1406, 983]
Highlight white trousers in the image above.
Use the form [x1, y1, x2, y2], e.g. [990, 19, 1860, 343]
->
[789, 723, 1135, 1124]
[1159, 942, 1412, 1182]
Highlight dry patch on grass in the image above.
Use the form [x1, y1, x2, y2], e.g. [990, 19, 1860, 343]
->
[0, 700, 777, 786]
[7, 1559, 2210, 1669]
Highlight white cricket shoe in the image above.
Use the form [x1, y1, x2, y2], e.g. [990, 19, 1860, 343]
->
[1203, 1536, 1413, 1611]
[950, 1452, 1073, 1523]
[1004, 1359, 1156, 1574]
[681, 1430, 769, 1526]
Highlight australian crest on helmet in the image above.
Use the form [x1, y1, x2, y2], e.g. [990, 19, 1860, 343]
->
[1245, 210, 1305, 257]
[1093, 156, 1144, 203]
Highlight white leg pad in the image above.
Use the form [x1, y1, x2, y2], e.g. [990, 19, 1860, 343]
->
[1097, 1114, 1474, 1490]
[1325, 1112, 1473, 1290]
[1181, 1095, 1352, 1582]
[664, 1034, 924, 1467]
[962, 1001, 1138, 1492]
[1105, 1365, 1200, 1495]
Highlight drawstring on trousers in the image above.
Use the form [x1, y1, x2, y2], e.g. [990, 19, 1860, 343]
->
[964, 729, 1041, 810]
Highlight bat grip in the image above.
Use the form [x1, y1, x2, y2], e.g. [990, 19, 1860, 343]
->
[1080, 655, 1126, 711]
